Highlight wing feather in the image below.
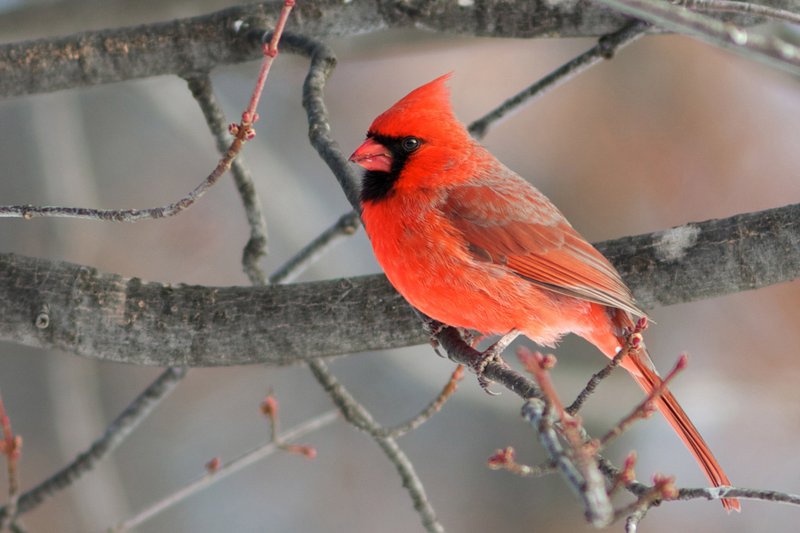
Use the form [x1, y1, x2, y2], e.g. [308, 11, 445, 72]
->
[443, 167, 645, 318]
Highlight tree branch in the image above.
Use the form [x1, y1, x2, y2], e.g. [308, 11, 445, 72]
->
[0, 0, 781, 99]
[595, 0, 800, 74]
[0, 367, 187, 522]
[1, 201, 797, 366]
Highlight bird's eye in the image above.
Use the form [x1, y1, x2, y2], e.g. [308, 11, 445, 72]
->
[400, 137, 421, 153]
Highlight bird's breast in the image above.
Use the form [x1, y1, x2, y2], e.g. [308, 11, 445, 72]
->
[361, 193, 579, 342]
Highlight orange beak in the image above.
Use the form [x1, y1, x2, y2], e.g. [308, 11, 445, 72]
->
[349, 138, 393, 173]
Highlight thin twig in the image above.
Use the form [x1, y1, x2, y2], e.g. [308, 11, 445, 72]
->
[468, 20, 649, 139]
[0, 2, 297, 226]
[307, 359, 445, 533]
[218, 27, 446, 533]
[521, 400, 613, 528]
[566, 347, 628, 415]
[625, 504, 650, 532]
[596, 0, 800, 75]
[487, 446, 557, 478]
[244, 1, 296, 121]
[613, 474, 678, 524]
[373, 365, 465, 439]
[111, 410, 338, 532]
[678, 485, 800, 506]
[269, 210, 360, 284]
[0, 368, 187, 523]
[519, 349, 613, 527]
[186, 74, 269, 285]
[0, 109, 255, 221]
[598, 355, 687, 447]
[678, 0, 800, 25]
[292, 33, 362, 211]
[286, 34, 452, 530]
[567, 319, 648, 416]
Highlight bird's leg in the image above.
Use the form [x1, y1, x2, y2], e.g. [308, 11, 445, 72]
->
[473, 329, 521, 394]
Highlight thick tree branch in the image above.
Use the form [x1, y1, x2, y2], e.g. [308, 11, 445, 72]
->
[595, 0, 800, 74]
[1, 202, 797, 366]
[0, 0, 782, 99]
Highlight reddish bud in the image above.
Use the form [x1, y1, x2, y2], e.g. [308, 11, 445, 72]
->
[260, 395, 279, 418]
[285, 444, 317, 459]
[635, 316, 649, 332]
[0, 435, 22, 461]
[264, 44, 278, 58]
[206, 457, 221, 473]
[539, 353, 557, 370]
[487, 447, 515, 469]
[653, 473, 679, 500]
[629, 333, 643, 349]
[675, 353, 689, 370]
[228, 123, 240, 136]
[621, 451, 637, 483]
[245, 128, 257, 141]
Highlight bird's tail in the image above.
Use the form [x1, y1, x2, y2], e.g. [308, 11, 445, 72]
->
[596, 310, 741, 512]
[625, 347, 740, 512]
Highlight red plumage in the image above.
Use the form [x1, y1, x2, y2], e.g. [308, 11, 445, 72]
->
[350, 74, 738, 512]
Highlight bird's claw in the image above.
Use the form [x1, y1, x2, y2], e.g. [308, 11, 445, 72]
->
[470, 329, 520, 395]
[471, 350, 504, 396]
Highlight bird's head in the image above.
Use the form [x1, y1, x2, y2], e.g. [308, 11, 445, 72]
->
[349, 73, 474, 203]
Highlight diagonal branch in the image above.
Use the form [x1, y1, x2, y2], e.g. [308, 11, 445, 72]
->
[595, 0, 800, 74]
[468, 20, 650, 139]
[111, 410, 339, 532]
[186, 73, 269, 285]
[0, 367, 187, 522]
[307, 359, 444, 533]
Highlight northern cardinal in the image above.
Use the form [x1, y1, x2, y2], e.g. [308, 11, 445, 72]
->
[349, 74, 738, 512]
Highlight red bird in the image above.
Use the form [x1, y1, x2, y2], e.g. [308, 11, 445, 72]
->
[349, 74, 738, 512]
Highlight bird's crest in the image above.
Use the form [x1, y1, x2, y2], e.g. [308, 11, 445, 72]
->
[368, 73, 463, 141]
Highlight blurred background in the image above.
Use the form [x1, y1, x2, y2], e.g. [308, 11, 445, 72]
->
[1, 0, 799, 531]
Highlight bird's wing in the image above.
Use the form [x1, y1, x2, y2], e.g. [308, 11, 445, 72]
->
[442, 170, 645, 317]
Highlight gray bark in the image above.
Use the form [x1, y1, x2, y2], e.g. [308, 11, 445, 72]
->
[0, 0, 777, 98]
[2, 202, 797, 367]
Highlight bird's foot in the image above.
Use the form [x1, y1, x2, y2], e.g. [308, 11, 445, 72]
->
[472, 330, 521, 395]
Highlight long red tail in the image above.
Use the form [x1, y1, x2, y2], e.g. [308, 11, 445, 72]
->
[584, 309, 740, 512]
[626, 350, 740, 512]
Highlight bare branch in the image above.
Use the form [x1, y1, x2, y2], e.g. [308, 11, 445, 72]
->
[468, 20, 650, 139]
[0, 201, 798, 366]
[111, 410, 338, 532]
[0, 0, 782, 100]
[681, 0, 800, 24]
[521, 400, 613, 527]
[598, 355, 687, 448]
[566, 348, 627, 415]
[186, 74, 269, 285]
[269, 211, 360, 285]
[376, 365, 464, 439]
[596, 0, 800, 74]
[487, 447, 557, 478]
[678, 485, 800, 506]
[0, 367, 187, 523]
[307, 359, 445, 533]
